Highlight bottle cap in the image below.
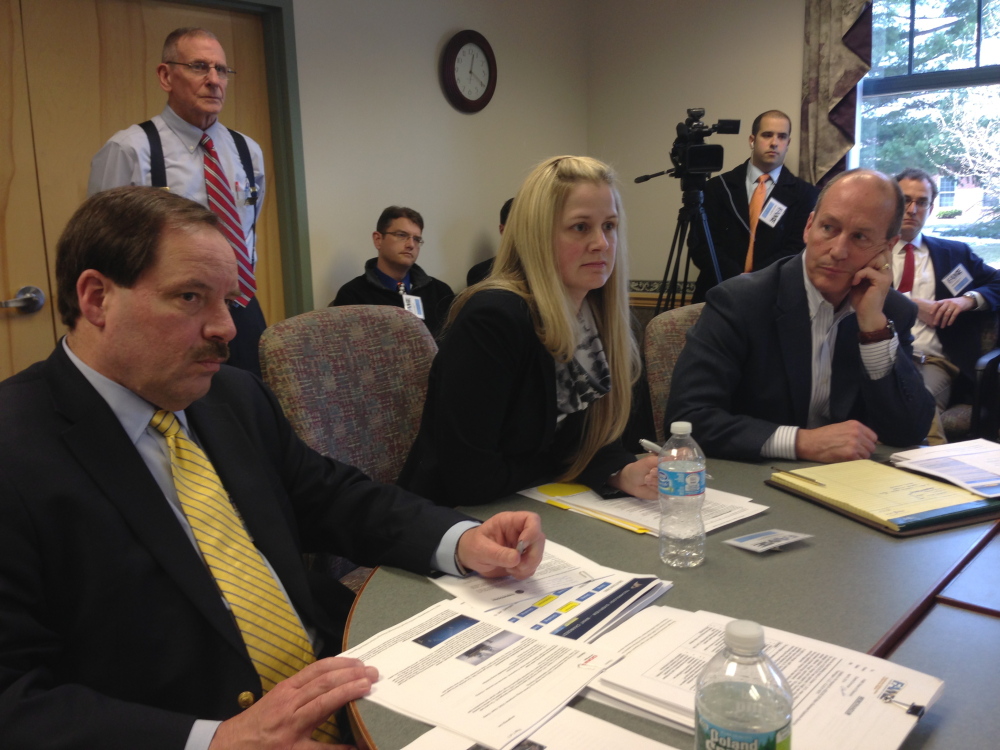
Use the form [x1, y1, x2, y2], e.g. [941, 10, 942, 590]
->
[724, 620, 765, 655]
[670, 421, 692, 435]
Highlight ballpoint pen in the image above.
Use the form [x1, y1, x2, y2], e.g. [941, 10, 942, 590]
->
[641, 438, 712, 480]
[770, 467, 826, 487]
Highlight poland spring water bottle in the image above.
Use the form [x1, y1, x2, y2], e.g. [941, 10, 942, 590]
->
[694, 619, 793, 750]
[658, 421, 706, 567]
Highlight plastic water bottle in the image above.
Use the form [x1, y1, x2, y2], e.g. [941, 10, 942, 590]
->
[695, 619, 793, 750]
[658, 421, 706, 567]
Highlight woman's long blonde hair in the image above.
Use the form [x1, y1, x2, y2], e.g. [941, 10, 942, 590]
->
[447, 155, 640, 481]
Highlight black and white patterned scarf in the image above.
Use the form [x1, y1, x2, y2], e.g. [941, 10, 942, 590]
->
[554, 300, 611, 419]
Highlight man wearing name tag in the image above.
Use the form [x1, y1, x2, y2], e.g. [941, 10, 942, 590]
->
[689, 110, 819, 302]
[666, 169, 934, 463]
[892, 168, 1000, 442]
[331, 206, 455, 337]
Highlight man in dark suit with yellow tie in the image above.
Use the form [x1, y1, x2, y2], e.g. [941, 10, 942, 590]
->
[0, 187, 544, 749]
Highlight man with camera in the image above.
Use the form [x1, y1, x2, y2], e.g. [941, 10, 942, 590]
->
[689, 110, 819, 302]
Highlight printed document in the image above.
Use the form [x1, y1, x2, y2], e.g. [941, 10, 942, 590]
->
[341, 599, 621, 750]
[891, 438, 1000, 498]
[399, 706, 681, 750]
[591, 607, 943, 750]
[519, 484, 767, 534]
[430, 541, 610, 610]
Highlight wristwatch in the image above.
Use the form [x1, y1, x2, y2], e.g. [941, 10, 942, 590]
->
[857, 319, 896, 344]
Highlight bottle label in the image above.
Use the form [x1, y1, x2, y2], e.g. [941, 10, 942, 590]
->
[658, 467, 705, 496]
[696, 718, 790, 750]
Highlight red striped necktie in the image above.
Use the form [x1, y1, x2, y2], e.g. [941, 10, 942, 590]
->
[897, 243, 916, 293]
[201, 133, 256, 305]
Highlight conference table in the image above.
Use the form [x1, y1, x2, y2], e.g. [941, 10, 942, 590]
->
[344, 456, 1000, 749]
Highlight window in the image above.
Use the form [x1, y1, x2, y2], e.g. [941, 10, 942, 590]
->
[858, 1, 1000, 261]
[939, 175, 956, 207]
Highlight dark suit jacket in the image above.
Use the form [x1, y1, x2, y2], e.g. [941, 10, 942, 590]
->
[399, 290, 635, 506]
[665, 254, 935, 461]
[0, 345, 468, 748]
[922, 235, 1000, 389]
[690, 160, 819, 302]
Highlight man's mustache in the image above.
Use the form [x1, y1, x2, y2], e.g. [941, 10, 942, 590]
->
[193, 340, 230, 362]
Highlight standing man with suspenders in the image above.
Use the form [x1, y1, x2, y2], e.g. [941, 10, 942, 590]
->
[88, 27, 267, 377]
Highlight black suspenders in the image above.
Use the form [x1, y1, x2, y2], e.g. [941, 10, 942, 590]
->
[139, 120, 259, 232]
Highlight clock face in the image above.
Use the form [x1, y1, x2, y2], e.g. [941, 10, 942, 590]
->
[441, 30, 496, 112]
[454, 42, 490, 101]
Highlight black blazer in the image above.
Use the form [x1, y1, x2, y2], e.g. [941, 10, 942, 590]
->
[400, 290, 635, 506]
[665, 254, 935, 461]
[690, 160, 819, 302]
[923, 235, 1000, 389]
[0, 345, 468, 748]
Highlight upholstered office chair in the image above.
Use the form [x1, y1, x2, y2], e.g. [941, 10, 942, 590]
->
[940, 315, 1000, 442]
[259, 305, 438, 588]
[643, 303, 705, 444]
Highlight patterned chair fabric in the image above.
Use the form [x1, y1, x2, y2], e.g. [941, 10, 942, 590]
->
[260, 306, 438, 590]
[259, 306, 438, 484]
[643, 303, 705, 444]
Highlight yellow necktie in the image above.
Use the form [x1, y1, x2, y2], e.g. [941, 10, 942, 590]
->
[745, 174, 770, 273]
[150, 410, 339, 743]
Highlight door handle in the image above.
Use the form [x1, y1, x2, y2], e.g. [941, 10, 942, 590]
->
[1, 286, 46, 313]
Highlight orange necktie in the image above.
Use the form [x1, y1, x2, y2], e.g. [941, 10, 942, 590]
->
[745, 174, 770, 273]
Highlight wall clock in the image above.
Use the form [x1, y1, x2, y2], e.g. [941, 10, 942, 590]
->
[441, 30, 497, 113]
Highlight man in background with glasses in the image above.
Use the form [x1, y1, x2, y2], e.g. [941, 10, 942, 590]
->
[88, 27, 267, 378]
[331, 206, 455, 337]
[892, 168, 1000, 443]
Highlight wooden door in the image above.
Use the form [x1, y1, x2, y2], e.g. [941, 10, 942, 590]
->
[1, 0, 283, 381]
[0, 0, 56, 377]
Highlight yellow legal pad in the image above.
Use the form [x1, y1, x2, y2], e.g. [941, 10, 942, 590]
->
[768, 459, 1000, 536]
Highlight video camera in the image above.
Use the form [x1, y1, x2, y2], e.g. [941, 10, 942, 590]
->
[669, 108, 741, 178]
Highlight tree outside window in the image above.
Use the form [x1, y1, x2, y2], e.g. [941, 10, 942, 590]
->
[858, 0, 1000, 261]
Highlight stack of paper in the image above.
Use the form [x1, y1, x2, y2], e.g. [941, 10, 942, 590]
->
[519, 483, 767, 534]
[341, 599, 622, 750]
[585, 607, 944, 750]
[891, 438, 1000, 498]
[400, 706, 681, 750]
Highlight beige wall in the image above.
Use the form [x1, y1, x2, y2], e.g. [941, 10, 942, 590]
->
[293, 0, 806, 303]
[586, 0, 807, 282]
[294, 0, 589, 305]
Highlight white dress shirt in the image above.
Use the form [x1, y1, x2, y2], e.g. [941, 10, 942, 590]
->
[761, 260, 897, 459]
[746, 162, 782, 202]
[88, 105, 266, 265]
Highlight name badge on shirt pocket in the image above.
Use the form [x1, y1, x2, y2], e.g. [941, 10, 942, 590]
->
[758, 198, 787, 228]
[402, 293, 425, 320]
[942, 263, 973, 296]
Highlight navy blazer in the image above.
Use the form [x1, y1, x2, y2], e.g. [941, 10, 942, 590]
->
[665, 254, 935, 461]
[920, 235, 1000, 386]
[689, 160, 819, 302]
[0, 345, 468, 747]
